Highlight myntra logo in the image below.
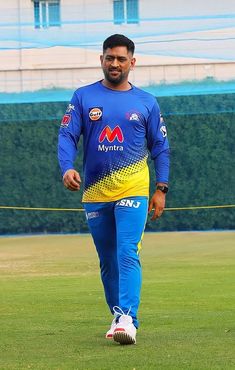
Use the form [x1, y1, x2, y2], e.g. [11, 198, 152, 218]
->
[99, 126, 124, 143]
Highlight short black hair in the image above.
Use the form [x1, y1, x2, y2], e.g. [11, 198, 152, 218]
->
[103, 34, 135, 55]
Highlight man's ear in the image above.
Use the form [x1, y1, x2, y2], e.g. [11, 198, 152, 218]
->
[100, 55, 104, 64]
[130, 57, 136, 70]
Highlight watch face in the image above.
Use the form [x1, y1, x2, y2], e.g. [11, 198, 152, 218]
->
[157, 186, 168, 193]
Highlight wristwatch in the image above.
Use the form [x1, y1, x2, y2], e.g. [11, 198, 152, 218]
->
[156, 185, 169, 194]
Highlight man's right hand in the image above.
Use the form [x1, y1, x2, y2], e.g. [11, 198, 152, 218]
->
[63, 169, 81, 191]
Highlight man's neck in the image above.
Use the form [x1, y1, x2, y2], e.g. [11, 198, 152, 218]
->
[101, 79, 132, 91]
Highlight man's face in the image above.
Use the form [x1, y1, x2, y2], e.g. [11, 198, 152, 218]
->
[100, 46, 136, 86]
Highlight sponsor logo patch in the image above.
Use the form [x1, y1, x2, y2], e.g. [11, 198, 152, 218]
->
[116, 199, 141, 208]
[98, 144, 123, 152]
[86, 211, 100, 220]
[99, 125, 124, 143]
[89, 107, 103, 122]
[160, 125, 167, 137]
[159, 113, 167, 137]
[61, 114, 71, 128]
[160, 113, 165, 124]
[66, 104, 75, 113]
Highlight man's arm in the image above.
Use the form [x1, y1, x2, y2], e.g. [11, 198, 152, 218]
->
[58, 93, 83, 191]
[146, 101, 170, 220]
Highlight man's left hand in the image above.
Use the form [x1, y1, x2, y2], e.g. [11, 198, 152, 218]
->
[148, 189, 166, 221]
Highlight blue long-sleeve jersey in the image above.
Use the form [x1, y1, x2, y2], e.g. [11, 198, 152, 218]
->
[58, 81, 170, 202]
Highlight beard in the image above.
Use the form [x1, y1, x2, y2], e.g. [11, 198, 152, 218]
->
[102, 68, 129, 85]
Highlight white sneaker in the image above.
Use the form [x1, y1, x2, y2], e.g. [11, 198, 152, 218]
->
[113, 314, 137, 345]
[105, 318, 117, 339]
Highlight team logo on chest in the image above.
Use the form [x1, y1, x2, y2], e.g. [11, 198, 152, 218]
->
[89, 107, 103, 122]
[126, 111, 141, 121]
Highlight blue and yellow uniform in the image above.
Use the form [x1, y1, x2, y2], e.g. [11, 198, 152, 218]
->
[58, 81, 169, 201]
[58, 81, 170, 327]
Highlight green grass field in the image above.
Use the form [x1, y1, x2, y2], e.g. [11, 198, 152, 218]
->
[0, 232, 234, 370]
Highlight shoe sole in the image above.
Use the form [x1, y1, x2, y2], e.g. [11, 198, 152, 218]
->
[113, 331, 136, 345]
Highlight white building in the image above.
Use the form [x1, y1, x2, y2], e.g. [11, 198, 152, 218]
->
[0, 0, 235, 93]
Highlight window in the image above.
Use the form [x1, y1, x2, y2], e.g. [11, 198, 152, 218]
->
[113, 0, 139, 25]
[126, 0, 139, 24]
[113, 0, 125, 25]
[33, 1, 61, 29]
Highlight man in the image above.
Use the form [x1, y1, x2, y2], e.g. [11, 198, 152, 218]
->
[58, 34, 170, 345]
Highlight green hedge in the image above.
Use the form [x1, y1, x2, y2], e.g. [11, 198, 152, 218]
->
[0, 94, 234, 234]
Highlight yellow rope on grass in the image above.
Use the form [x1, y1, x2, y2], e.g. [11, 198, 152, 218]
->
[0, 205, 234, 212]
[164, 204, 235, 211]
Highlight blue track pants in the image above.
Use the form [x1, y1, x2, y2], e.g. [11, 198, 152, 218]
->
[84, 196, 148, 328]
